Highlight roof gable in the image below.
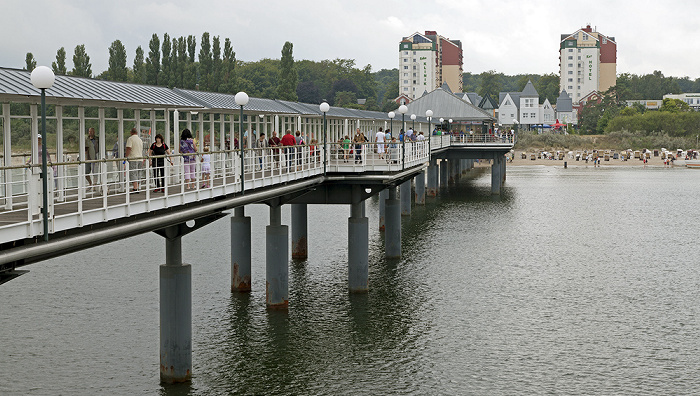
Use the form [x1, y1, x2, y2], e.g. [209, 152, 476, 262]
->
[521, 80, 539, 97]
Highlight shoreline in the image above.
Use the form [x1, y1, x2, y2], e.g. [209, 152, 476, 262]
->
[505, 151, 686, 168]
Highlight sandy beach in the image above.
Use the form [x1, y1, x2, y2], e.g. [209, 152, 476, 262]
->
[506, 150, 686, 168]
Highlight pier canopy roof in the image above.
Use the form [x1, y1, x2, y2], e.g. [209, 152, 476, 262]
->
[173, 88, 295, 114]
[400, 86, 496, 122]
[0, 67, 203, 109]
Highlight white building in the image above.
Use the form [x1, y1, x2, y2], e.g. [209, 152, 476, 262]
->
[399, 31, 463, 100]
[497, 92, 519, 126]
[663, 93, 700, 111]
[556, 90, 577, 124]
[542, 99, 555, 124]
[519, 80, 541, 127]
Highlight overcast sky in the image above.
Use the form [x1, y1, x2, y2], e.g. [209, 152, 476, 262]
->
[3, 0, 698, 79]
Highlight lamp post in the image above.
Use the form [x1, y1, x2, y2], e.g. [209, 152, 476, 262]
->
[398, 105, 407, 169]
[513, 119, 519, 144]
[320, 102, 329, 174]
[31, 66, 55, 242]
[410, 114, 416, 132]
[235, 92, 249, 193]
[388, 111, 395, 138]
[426, 110, 433, 161]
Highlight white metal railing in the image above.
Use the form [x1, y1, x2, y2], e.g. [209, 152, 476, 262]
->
[450, 133, 515, 145]
[0, 137, 512, 242]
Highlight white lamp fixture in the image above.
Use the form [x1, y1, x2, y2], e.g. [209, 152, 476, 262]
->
[30, 66, 55, 90]
[398, 104, 408, 114]
[320, 102, 330, 174]
[388, 111, 395, 119]
[425, 110, 433, 118]
[449, 119, 453, 123]
[234, 91, 249, 106]
[410, 114, 416, 120]
[439, 118, 444, 123]
[320, 102, 330, 113]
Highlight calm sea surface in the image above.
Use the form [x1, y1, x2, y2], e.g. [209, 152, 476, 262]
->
[2, 165, 700, 395]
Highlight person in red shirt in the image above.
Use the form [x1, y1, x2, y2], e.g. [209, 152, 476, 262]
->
[281, 129, 296, 170]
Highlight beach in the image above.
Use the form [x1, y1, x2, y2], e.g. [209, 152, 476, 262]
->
[506, 150, 683, 167]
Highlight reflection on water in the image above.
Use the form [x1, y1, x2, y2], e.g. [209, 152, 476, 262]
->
[2, 166, 700, 395]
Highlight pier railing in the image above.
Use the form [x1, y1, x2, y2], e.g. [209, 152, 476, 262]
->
[0, 136, 507, 243]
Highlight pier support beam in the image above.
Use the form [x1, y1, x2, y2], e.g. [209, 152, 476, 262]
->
[427, 160, 438, 197]
[159, 227, 191, 383]
[440, 160, 449, 187]
[266, 203, 289, 308]
[400, 179, 411, 216]
[291, 203, 308, 259]
[231, 206, 251, 292]
[491, 156, 502, 195]
[348, 187, 368, 292]
[415, 171, 425, 205]
[501, 156, 507, 183]
[385, 186, 401, 258]
[378, 189, 387, 231]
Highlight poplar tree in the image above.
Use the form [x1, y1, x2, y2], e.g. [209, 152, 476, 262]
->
[145, 33, 160, 85]
[176, 37, 188, 88]
[133, 46, 145, 84]
[52, 47, 67, 75]
[220, 38, 237, 93]
[160, 33, 172, 87]
[107, 40, 128, 82]
[24, 53, 37, 71]
[278, 41, 297, 101]
[199, 32, 212, 90]
[170, 36, 179, 88]
[71, 44, 92, 78]
[211, 35, 222, 92]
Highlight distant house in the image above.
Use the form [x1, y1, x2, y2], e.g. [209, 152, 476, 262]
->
[542, 98, 555, 124]
[394, 94, 412, 105]
[519, 80, 541, 128]
[478, 93, 498, 118]
[573, 90, 601, 119]
[556, 89, 577, 124]
[497, 92, 520, 126]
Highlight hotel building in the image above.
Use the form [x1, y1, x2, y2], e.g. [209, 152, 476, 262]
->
[559, 25, 616, 103]
[399, 31, 463, 100]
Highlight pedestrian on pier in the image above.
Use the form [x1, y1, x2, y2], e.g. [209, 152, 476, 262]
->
[375, 127, 386, 159]
[125, 128, 144, 193]
[281, 130, 296, 170]
[201, 147, 211, 188]
[255, 132, 269, 170]
[179, 129, 197, 190]
[268, 131, 281, 169]
[148, 133, 172, 193]
[295, 131, 305, 168]
[85, 127, 99, 190]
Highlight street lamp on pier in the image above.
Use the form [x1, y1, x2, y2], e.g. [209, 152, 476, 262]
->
[426, 110, 433, 160]
[31, 66, 55, 242]
[410, 114, 416, 132]
[235, 91, 249, 193]
[398, 105, 407, 168]
[388, 111, 395, 138]
[320, 102, 330, 174]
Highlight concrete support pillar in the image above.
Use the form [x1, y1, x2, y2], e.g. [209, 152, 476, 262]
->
[491, 156, 502, 195]
[449, 160, 456, 184]
[501, 156, 507, 183]
[378, 189, 387, 231]
[400, 179, 411, 216]
[440, 160, 449, 187]
[427, 160, 438, 197]
[348, 199, 368, 292]
[160, 231, 192, 383]
[291, 203, 308, 259]
[415, 171, 425, 205]
[385, 186, 401, 258]
[231, 206, 251, 292]
[266, 204, 289, 308]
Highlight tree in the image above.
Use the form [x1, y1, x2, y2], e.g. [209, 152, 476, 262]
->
[211, 35, 222, 92]
[160, 33, 172, 87]
[535, 73, 560, 104]
[107, 40, 128, 82]
[170, 36, 179, 88]
[660, 98, 690, 113]
[132, 46, 145, 84]
[278, 41, 297, 101]
[71, 44, 92, 78]
[145, 34, 160, 85]
[24, 53, 37, 71]
[51, 47, 67, 75]
[334, 91, 358, 107]
[478, 70, 503, 99]
[296, 81, 321, 103]
[219, 38, 236, 93]
[198, 32, 212, 90]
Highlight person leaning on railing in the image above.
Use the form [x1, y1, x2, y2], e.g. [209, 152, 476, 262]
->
[125, 127, 144, 193]
[148, 133, 172, 193]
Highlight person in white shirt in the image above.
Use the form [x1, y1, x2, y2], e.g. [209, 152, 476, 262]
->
[375, 127, 386, 159]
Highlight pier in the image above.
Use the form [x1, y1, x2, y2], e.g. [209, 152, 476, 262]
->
[0, 67, 513, 382]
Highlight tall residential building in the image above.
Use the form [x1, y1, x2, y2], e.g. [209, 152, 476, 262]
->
[559, 25, 616, 103]
[399, 31, 463, 100]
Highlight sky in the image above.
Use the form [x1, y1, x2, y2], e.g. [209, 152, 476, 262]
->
[2, 0, 699, 79]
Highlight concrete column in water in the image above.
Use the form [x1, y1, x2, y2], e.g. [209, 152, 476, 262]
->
[291, 203, 308, 259]
[160, 229, 192, 383]
[501, 155, 507, 183]
[400, 179, 411, 216]
[415, 171, 425, 205]
[266, 204, 289, 308]
[440, 159, 449, 187]
[348, 193, 369, 292]
[385, 186, 401, 258]
[378, 189, 388, 231]
[427, 159, 438, 197]
[491, 156, 502, 195]
[231, 206, 251, 292]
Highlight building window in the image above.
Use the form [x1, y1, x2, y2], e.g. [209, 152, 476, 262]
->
[568, 56, 573, 60]
[577, 78, 581, 82]
[413, 66, 417, 69]
[404, 58, 408, 63]
[568, 49, 573, 52]
[403, 80, 408, 83]
[577, 86, 581, 89]
[568, 71, 573, 75]
[413, 80, 416, 84]
[578, 56, 581, 60]
[568, 63, 573, 67]
[404, 66, 408, 69]
[403, 87, 408, 91]
[413, 51, 416, 55]
[568, 86, 573, 89]
[413, 73, 416, 77]
[413, 59, 416, 62]
[403, 73, 408, 77]
[568, 78, 573, 82]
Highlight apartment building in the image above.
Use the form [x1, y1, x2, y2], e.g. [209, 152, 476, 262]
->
[399, 31, 463, 100]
